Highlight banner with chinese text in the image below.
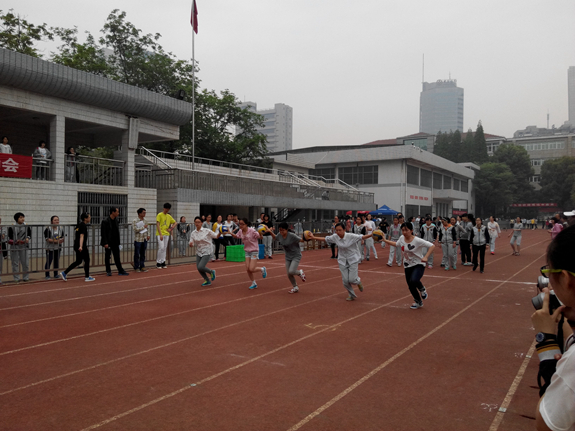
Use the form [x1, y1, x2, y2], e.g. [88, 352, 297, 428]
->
[0, 154, 33, 179]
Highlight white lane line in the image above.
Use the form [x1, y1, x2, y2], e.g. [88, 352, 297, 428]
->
[286, 251, 546, 431]
[488, 340, 537, 431]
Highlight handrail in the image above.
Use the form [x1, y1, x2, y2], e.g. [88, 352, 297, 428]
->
[137, 147, 173, 169]
[76, 154, 125, 165]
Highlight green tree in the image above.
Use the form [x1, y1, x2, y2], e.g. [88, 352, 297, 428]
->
[472, 122, 488, 164]
[461, 129, 474, 162]
[474, 162, 515, 217]
[451, 130, 463, 162]
[492, 143, 534, 202]
[0, 9, 53, 57]
[433, 131, 450, 159]
[46, 9, 268, 164]
[540, 156, 575, 211]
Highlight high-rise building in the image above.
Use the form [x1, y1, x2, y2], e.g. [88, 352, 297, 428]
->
[568, 67, 575, 124]
[238, 102, 293, 153]
[419, 79, 464, 135]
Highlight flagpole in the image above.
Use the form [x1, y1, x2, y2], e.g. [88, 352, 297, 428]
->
[192, 26, 195, 171]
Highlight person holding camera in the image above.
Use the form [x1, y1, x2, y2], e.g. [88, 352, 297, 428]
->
[531, 225, 575, 431]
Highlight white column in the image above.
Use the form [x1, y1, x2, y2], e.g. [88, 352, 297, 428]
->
[50, 115, 65, 183]
[118, 117, 138, 189]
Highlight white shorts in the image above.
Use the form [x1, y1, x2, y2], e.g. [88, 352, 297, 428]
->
[510, 235, 522, 246]
[245, 251, 259, 259]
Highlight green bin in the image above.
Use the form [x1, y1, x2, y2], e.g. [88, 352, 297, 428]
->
[226, 244, 245, 262]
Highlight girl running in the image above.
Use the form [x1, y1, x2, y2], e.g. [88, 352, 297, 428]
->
[438, 218, 458, 271]
[230, 218, 267, 290]
[189, 216, 218, 286]
[382, 222, 435, 309]
[309, 223, 372, 301]
[387, 216, 402, 267]
[508, 216, 523, 255]
[266, 222, 306, 293]
[487, 216, 501, 255]
[470, 217, 490, 273]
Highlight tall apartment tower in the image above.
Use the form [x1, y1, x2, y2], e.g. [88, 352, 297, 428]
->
[238, 102, 293, 153]
[419, 79, 464, 135]
[568, 67, 575, 124]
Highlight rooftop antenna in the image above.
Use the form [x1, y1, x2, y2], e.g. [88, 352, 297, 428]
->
[422, 54, 425, 84]
[547, 109, 550, 129]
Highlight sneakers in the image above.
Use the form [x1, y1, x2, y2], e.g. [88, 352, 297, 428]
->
[162, 262, 167, 268]
[387, 263, 392, 267]
[261, 267, 267, 279]
[398, 263, 402, 267]
[480, 270, 484, 274]
[288, 286, 299, 294]
[85, 276, 95, 282]
[346, 295, 356, 301]
[375, 256, 378, 260]
[140, 268, 148, 272]
[427, 265, 433, 269]
[202, 280, 212, 286]
[156, 263, 163, 269]
[366, 257, 369, 261]
[54, 274, 61, 279]
[135, 269, 141, 273]
[211, 270, 216, 281]
[60, 271, 67, 281]
[444, 267, 450, 271]
[299, 270, 306, 282]
[119, 272, 129, 276]
[440, 263, 445, 267]
[358, 283, 364, 292]
[420, 288, 428, 300]
[410, 301, 423, 309]
[45, 276, 51, 280]
[106, 272, 112, 276]
[249, 282, 258, 290]
[472, 265, 478, 272]
[267, 256, 273, 259]
[491, 252, 495, 255]
[452, 265, 457, 270]
[464, 262, 473, 266]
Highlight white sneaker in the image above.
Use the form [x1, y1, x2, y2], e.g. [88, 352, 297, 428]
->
[288, 287, 299, 294]
[85, 276, 96, 282]
[410, 301, 423, 309]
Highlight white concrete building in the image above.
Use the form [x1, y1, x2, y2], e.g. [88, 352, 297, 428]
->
[569, 66, 575, 125]
[270, 144, 477, 219]
[239, 102, 293, 153]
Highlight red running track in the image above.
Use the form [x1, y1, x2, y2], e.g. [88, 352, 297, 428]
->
[0, 231, 550, 430]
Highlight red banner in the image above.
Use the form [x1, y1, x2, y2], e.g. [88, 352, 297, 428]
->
[509, 203, 557, 207]
[0, 154, 33, 179]
[452, 210, 467, 215]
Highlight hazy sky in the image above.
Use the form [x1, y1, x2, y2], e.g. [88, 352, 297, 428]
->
[5, 0, 575, 148]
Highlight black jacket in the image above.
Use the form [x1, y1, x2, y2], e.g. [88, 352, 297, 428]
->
[100, 216, 121, 247]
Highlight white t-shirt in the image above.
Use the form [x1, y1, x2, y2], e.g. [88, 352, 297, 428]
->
[365, 220, 376, 233]
[396, 235, 434, 268]
[540, 344, 575, 431]
[189, 228, 218, 257]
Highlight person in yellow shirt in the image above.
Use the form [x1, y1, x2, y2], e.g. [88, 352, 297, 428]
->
[156, 203, 176, 269]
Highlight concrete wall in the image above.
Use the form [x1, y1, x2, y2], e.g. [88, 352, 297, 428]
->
[0, 177, 156, 225]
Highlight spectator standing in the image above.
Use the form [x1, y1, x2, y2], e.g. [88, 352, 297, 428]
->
[470, 217, 490, 273]
[65, 147, 78, 182]
[8, 212, 31, 282]
[0, 136, 12, 153]
[33, 140, 51, 180]
[222, 214, 237, 258]
[60, 213, 95, 282]
[386, 216, 402, 267]
[419, 217, 438, 268]
[457, 213, 474, 266]
[0, 216, 7, 260]
[262, 214, 274, 259]
[132, 208, 150, 272]
[156, 203, 176, 268]
[177, 216, 190, 257]
[44, 215, 64, 279]
[212, 215, 224, 261]
[363, 214, 378, 260]
[487, 216, 501, 255]
[101, 207, 129, 276]
[379, 217, 389, 249]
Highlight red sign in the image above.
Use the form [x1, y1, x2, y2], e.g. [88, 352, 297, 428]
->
[0, 154, 33, 179]
[453, 210, 467, 215]
[409, 195, 429, 201]
[509, 203, 557, 207]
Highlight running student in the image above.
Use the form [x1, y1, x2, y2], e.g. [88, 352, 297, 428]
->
[266, 222, 306, 294]
[508, 216, 523, 256]
[382, 222, 434, 310]
[189, 216, 217, 286]
[438, 218, 458, 271]
[354, 216, 366, 263]
[364, 214, 378, 260]
[61, 212, 95, 282]
[387, 216, 402, 267]
[230, 218, 267, 290]
[470, 217, 490, 273]
[309, 223, 371, 301]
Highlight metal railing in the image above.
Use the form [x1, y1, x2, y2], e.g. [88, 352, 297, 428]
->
[32, 158, 53, 181]
[64, 155, 125, 186]
[138, 147, 359, 191]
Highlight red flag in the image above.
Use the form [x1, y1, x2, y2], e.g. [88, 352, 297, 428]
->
[191, 0, 198, 34]
[0, 154, 33, 179]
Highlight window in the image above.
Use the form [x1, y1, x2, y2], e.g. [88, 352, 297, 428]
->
[530, 175, 541, 183]
[309, 168, 335, 180]
[520, 141, 566, 152]
[407, 165, 419, 185]
[337, 165, 378, 185]
[531, 159, 544, 166]
[453, 179, 460, 191]
[433, 172, 442, 189]
[461, 179, 469, 193]
[78, 192, 128, 225]
[420, 169, 432, 188]
[443, 175, 452, 189]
